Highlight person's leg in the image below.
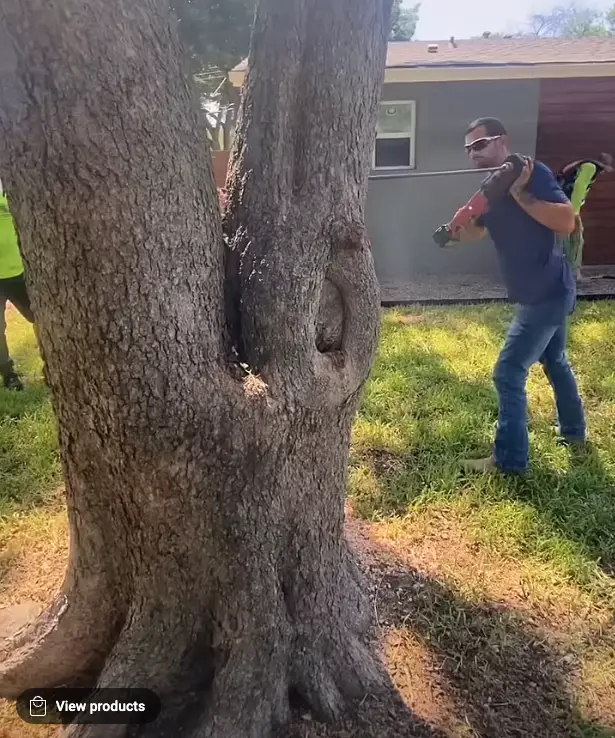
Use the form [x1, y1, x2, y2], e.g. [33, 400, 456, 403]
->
[0, 294, 13, 380]
[539, 321, 585, 443]
[463, 303, 563, 474]
[558, 216, 584, 280]
[2, 274, 34, 323]
[492, 309, 562, 472]
[1, 274, 34, 390]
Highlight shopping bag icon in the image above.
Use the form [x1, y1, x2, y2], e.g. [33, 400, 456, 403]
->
[29, 696, 47, 717]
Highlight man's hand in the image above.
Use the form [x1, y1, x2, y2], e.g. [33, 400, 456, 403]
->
[510, 156, 533, 197]
[509, 158, 575, 234]
[454, 218, 487, 243]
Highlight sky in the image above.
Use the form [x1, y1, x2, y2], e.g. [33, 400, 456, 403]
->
[410, 0, 613, 39]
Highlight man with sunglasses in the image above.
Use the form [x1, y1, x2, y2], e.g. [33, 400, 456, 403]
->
[456, 117, 585, 474]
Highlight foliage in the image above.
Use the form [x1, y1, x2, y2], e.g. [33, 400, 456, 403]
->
[170, 0, 254, 74]
[481, 1, 615, 39]
[527, 2, 613, 37]
[389, 0, 420, 41]
[169, 0, 255, 150]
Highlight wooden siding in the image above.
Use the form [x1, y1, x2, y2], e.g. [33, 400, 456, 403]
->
[536, 77, 615, 265]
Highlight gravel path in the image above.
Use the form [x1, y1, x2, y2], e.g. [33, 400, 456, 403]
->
[380, 266, 615, 304]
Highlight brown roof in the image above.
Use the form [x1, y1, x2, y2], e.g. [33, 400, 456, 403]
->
[232, 38, 615, 73]
[387, 38, 615, 68]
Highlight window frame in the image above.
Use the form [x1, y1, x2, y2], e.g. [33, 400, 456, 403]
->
[372, 100, 417, 171]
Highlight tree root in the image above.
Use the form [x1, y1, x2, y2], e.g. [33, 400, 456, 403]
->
[63, 598, 215, 738]
[62, 610, 293, 738]
[0, 584, 124, 699]
[292, 631, 387, 723]
[193, 636, 292, 738]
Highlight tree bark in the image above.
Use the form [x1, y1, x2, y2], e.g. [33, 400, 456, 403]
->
[0, 0, 391, 736]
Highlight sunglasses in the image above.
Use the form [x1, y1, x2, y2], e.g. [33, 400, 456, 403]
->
[464, 135, 501, 154]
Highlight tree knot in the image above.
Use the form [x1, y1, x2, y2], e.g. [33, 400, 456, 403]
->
[330, 220, 366, 253]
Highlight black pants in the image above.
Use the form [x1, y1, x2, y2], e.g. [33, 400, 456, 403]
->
[0, 273, 34, 379]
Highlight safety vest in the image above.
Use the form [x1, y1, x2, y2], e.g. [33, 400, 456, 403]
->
[0, 194, 24, 280]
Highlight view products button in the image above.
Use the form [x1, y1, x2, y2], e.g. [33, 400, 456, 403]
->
[17, 688, 161, 725]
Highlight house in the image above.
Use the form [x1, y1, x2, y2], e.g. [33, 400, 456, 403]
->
[226, 38, 615, 285]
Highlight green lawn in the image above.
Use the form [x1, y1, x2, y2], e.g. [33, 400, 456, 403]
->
[1, 301, 615, 737]
[351, 303, 615, 601]
[0, 309, 60, 516]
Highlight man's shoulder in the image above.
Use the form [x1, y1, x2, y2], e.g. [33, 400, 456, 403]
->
[531, 159, 556, 179]
[527, 158, 569, 203]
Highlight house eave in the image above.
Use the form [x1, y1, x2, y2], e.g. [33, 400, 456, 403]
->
[229, 61, 615, 87]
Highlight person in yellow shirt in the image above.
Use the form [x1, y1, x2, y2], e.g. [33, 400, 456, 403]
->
[0, 189, 35, 391]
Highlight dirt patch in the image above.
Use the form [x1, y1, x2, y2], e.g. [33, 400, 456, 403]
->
[0, 509, 67, 609]
[0, 705, 61, 738]
[0, 498, 67, 738]
[384, 629, 465, 737]
[345, 509, 615, 738]
[355, 448, 406, 479]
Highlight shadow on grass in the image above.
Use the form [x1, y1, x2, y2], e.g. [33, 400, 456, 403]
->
[283, 687, 449, 738]
[376, 561, 614, 738]
[352, 340, 615, 581]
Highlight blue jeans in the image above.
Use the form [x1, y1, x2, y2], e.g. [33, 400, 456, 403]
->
[493, 292, 585, 472]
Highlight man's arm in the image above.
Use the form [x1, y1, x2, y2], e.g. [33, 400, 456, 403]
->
[510, 161, 575, 235]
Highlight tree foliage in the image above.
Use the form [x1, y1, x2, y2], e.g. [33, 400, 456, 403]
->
[169, 0, 255, 150]
[527, 2, 613, 37]
[389, 0, 419, 41]
[482, 1, 615, 38]
[170, 0, 254, 74]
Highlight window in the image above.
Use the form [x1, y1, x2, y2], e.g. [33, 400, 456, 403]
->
[373, 101, 416, 170]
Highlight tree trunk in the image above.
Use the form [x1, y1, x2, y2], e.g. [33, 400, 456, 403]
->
[0, 0, 391, 736]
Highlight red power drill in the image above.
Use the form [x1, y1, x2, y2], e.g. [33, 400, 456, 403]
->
[433, 153, 526, 247]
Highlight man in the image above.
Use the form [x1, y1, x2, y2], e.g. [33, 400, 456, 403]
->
[455, 117, 585, 474]
[555, 153, 613, 281]
[0, 187, 35, 391]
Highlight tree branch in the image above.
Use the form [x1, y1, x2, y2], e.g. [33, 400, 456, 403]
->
[224, 0, 391, 403]
[0, 0, 227, 390]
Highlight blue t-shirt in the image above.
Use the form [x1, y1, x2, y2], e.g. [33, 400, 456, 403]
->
[477, 160, 575, 305]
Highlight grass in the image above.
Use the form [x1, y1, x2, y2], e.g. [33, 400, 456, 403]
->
[351, 304, 615, 595]
[347, 302, 615, 737]
[1, 301, 615, 737]
[0, 308, 60, 515]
